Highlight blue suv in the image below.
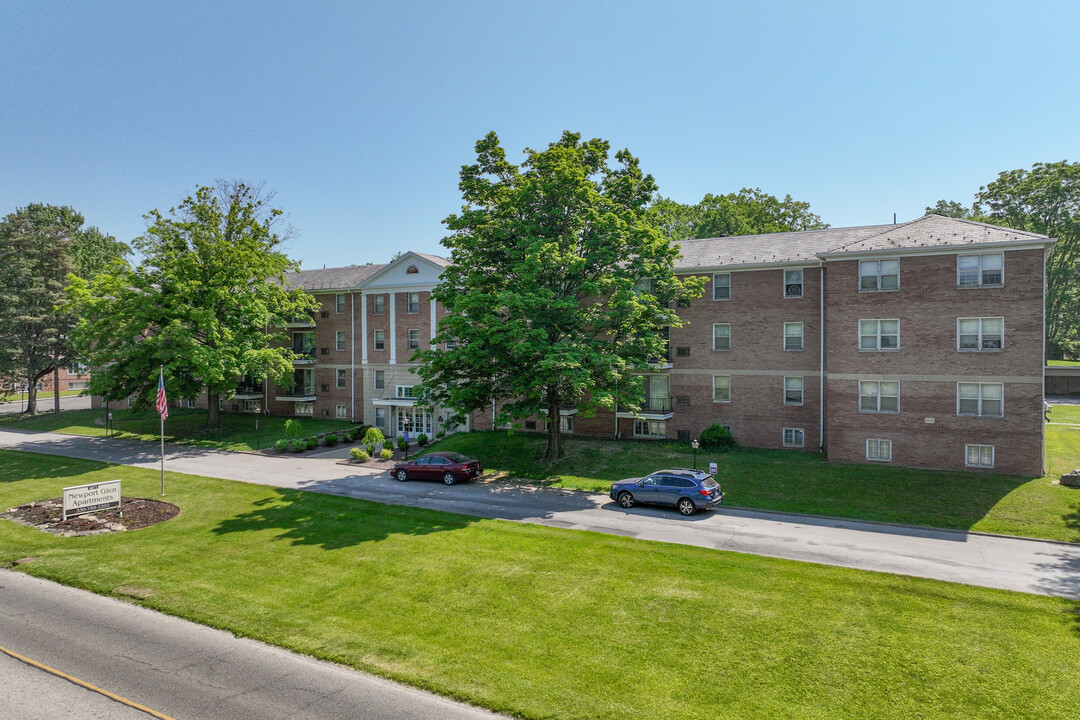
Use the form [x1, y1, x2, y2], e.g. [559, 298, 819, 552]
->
[609, 468, 724, 516]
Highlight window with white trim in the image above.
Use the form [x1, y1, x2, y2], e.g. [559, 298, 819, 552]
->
[712, 375, 731, 402]
[957, 383, 1003, 417]
[965, 444, 995, 468]
[372, 294, 385, 315]
[335, 294, 346, 313]
[958, 253, 1003, 287]
[713, 272, 731, 300]
[395, 385, 419, 399]
[784, 376, 803, 405]
[633, 419, 666, 438]
[866, 439, 892, 461]
[336, 330, 346, 351]
[712, 323, 731, 351]
[859, 259, 900, 291]
[859, 319, 899, 351]
[407, 292, 420, 314]
[559, 416, 574, 433]
[784, 322, 803, 351]
[408, 329, 420, 350]
[783, 427, 804, 447]
[336, 369, 346, 388]
[336, 404, 347, 419]
[957, 317, 1003, 351]
[295, 402, 313, 417]
[860, 381, 899, 413]
[373, 329, 385, 351]
[375, 407, 387, 429]
[243, 399, 261, 412]
[784, 269, 803, 298]
[373, 370, 385, 389]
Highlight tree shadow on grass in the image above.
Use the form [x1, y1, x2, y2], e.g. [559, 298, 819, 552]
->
[210, 486, 482, 550]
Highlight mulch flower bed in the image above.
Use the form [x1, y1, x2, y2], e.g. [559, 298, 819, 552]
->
[2, 496, 179, 537]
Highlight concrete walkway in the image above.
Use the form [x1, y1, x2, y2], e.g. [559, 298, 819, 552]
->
[1, 428, 1078, 601]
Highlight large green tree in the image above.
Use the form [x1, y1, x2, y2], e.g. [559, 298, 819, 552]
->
[652, 188, 828, 242]
[0, 204, 126, 414]
[416, 131, 705, 461]
[973, 161, 1080, 358]
[68, 182, 318, 429]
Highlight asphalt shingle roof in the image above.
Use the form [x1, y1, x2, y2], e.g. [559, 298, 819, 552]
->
[283, 264, 386, 291]
[819, 214, 1051, 256]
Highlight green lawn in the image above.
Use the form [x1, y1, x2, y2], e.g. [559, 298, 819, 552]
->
[0, 389, 84, 402]
[1, 450, 1077, 720]
[429, 429, 1080, 542]
[0, 407, 357, 452]
[1048, 404, 1080, 424]
[1048, 359, 1080, 366]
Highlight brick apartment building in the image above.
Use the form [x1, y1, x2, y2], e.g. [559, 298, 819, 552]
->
[185, 215, 1052, 475]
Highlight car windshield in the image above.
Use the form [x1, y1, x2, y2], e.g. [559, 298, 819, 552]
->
[701, 477, 719, 489]
[441, 452, 473, 463]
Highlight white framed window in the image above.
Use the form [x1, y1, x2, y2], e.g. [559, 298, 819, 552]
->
[784, 269, 803, 298]
[395, 385, 419, 399]
[560, 416, 574, 433]
[859, 259, 900, 291]
[336, 330, 346, 351]
[407, 292, 420, 314]
[336, 369, 346, 388]
[633, 419, 666, 438]
[712, 375, 731, 402]
[784, 322, 804, 351]
[859, 319, 899, 351]
[783, 427, 804, 447]
[713, 272, 731, 300]
[866, 439, 893, 461]
[957, 383, 1003, 417]
[67, 380, 89, 390]
[860, 381, 900, 413]
[373, 329, 385, 351]
[373, 369, 385, 389]
[336, 403, 347, 419]
[372, 294, 385, 315]
[958, 253, 1003, 287]
[957, 317, 1003, 351]
[374, 407, 387, 429]
[445, 338, 457, 350]
[335, 294, 346, 313]
[243, 399, 261, 412]
[712, 323, 731, 351]
[965, 444, 995, 468]
[784, 376, 803, 405]
[295, 402, 313, 417]
[407, 329, 420, 349]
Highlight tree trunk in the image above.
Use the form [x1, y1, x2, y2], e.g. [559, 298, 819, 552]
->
[543, 386, 562, 462]
[24, 377, 37, 416]
[53, 364, 61, 413]
[206, 391, 221, 430]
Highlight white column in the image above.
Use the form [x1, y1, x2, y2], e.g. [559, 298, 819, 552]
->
[389, 293, 397, 364]
[429, 297, 437, 342]
[361, 293, 368, 364]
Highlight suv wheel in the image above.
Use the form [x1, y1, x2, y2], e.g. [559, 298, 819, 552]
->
[617, 491, 635, 509]
[677, 497, 696, 516]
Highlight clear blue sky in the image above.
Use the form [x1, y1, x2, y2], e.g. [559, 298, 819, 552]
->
[3, 1, 1077, 269]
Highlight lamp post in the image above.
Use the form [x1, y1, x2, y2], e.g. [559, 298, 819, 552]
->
[402, 415, 411, 461]
[691, 439, 699, 470]
[255, 406, 263, 452]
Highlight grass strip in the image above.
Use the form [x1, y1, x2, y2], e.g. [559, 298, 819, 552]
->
[1, 450, 1078, 720]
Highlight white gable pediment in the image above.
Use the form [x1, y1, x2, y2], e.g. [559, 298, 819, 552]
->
[360, 252, 447, 290]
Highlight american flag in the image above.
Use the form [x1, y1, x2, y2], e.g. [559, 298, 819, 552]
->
[155, 369, 168, 421]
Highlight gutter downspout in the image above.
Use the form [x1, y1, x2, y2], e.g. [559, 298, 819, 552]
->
[819, 264, 825, 453]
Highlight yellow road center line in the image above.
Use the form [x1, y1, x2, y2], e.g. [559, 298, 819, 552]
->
[0, 644, 177, 720]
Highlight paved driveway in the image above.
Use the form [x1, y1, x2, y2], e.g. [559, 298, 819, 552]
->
[1, 428, 1078, 601]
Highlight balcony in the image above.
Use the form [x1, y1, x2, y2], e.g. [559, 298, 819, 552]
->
[283, 315, 315, 328]
[275, 384, 317, 402]
[233, 383, 264, 400]
[291, 346, 317, 365]
[616, 396, 674, 420]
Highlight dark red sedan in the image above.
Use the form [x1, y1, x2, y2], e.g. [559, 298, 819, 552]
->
[390, 451, 483, 485]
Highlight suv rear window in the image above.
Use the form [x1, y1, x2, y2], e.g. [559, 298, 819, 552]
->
[701, 477, 719, 489]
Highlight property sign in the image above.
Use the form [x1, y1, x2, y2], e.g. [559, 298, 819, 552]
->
[62, 480, 121, 520]
[709, 462, 718, 475]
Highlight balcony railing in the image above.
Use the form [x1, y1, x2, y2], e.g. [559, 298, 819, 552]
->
[234, 383, 264, 397]
[642, 397, 671, 413]
[276, 384, 316, 398]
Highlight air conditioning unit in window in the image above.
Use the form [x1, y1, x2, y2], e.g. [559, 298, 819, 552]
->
[321, 384, 329, 392]
[320, 311, 329, 318]
[785, 284, 802, 297]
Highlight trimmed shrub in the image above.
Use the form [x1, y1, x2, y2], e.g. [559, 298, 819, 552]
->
[324, 433, 339, 446]
[396, 436, 408, 450]
[436, 430, 446, 439]
[306, 437, 318, 450]
[284, 419, 302, 439]
[274, 439, 288, 452]
[366, 444, 376, 456]
[362, 427, 385, 448]
[350, 447, 368, 461]
[383, 439, 394, 451]
[343, 431, 355, 443]
[416, 433, 428, 447]
[379, 448, 394, 460]
[290, 439, 305, 453]
[699, 423, 737, 451]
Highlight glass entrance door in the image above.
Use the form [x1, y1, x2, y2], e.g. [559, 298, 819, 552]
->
[395, 407, 431, 436]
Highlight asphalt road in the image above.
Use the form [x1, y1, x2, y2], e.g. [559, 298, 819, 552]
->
[0, 571, 505, 720]
[0, 394, 91, 416]
[2, 428, 1079, 601]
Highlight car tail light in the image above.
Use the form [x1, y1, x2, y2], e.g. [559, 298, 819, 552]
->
[699, 489, 710, 496]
